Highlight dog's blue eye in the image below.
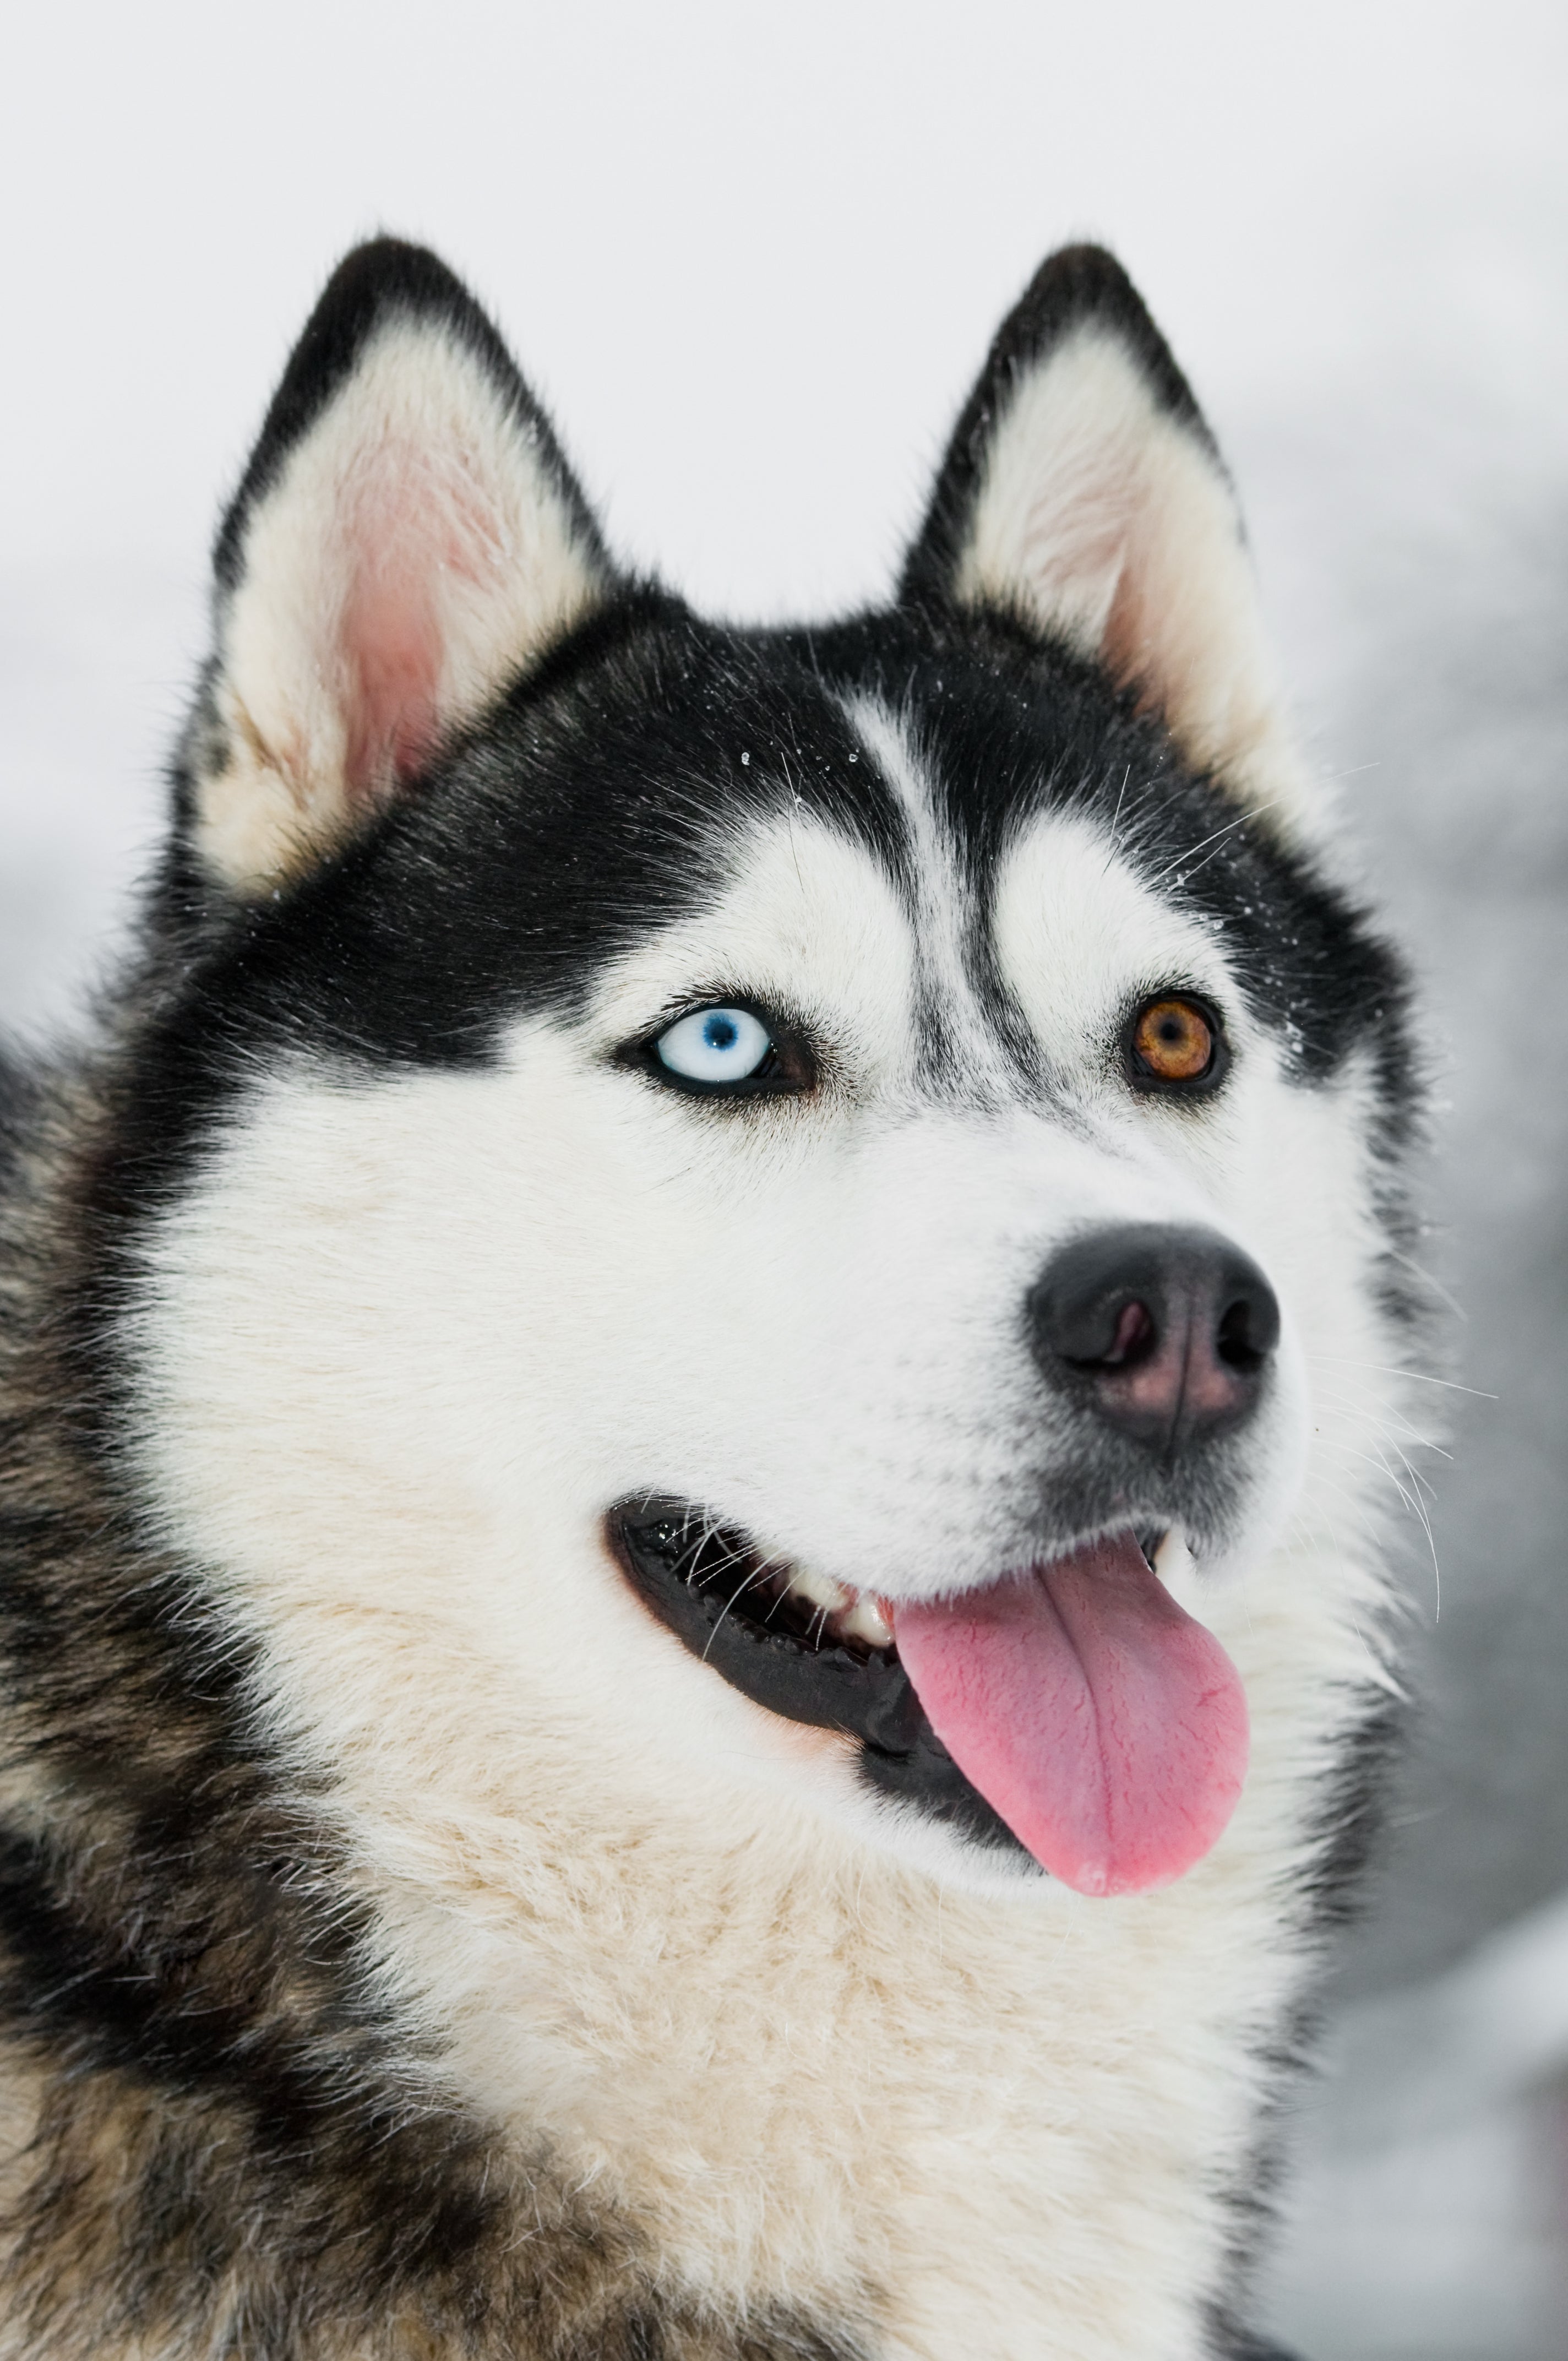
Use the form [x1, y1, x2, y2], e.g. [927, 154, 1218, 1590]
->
[655, 1007, 774, 1086]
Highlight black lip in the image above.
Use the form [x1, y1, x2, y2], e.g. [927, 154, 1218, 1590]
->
[608, 1501, 1030, 1862]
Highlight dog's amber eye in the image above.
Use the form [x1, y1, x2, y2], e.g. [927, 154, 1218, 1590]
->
[1128, 996, 1221, 1088]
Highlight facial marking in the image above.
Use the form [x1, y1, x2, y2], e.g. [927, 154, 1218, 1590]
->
[842, 695, 1026, 1102]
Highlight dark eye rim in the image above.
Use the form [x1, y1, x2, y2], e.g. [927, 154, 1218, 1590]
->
[619, 996, 820, 1101]
[1121, 989, 1231, 1097]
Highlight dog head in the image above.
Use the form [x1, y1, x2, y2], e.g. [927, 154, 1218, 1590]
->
[119, 243, 1413, 1901]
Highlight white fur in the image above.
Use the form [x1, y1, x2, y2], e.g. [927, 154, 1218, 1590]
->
[124, 713, 1411, 2357]
[199, 315, 605, 891]
[952, 325, 1316, 836]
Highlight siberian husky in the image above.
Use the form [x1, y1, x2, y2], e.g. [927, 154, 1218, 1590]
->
[0, 240, 1420, 2358]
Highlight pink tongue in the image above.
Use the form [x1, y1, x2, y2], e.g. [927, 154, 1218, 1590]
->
[891, 1534, 1248, 1896]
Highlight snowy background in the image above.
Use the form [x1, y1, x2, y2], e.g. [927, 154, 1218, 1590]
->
[3, 7, 1566, 2354]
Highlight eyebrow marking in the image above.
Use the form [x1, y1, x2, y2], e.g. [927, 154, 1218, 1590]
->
[841, 694, 1022, 1101]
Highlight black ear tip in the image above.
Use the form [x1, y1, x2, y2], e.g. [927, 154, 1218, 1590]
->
[1004, 243, 1195, 418]
[1023, 242, 1142, 309]
[215, 237, 516, 592]
[311, 236, 482, 328]
[279, 238, 499, 406]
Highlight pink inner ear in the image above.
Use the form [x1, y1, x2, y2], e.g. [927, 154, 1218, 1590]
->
[336, 447, 500, 809]
[340, 554, 443, 804]
[1099, 532, 1158, 707]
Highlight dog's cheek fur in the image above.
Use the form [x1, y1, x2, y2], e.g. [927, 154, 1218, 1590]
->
[0, 1109, 878, 2361]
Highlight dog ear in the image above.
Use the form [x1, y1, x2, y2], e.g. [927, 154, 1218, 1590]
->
[902, 246, 1311, 832]
[186, 240, 612, 893]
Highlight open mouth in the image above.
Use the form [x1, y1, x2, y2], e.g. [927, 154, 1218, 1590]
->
[609, 1501, 1028, 1858]
[609, 1502, 1251, 1896]
[625, 1517, 901, 1660]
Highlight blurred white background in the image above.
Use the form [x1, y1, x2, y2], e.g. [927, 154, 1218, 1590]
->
[3, 7, 1566, 2354]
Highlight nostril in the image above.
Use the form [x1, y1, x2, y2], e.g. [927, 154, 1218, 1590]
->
[1057, 1294, 1158, 1370]
[1214, 1266, 1281, 1372]
[1097, 1300, 1157, 1370]
[1216, 1297, 1264, 1372]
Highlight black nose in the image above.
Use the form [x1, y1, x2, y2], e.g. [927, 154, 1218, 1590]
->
[1027, 1223, 1280, 1451]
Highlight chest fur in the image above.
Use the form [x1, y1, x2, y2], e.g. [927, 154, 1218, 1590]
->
[302, 1533, 1380, 2361]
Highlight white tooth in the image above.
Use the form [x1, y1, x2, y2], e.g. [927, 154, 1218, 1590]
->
[1153, 1529, 1195, 1585]
[838, 1595, 894, 1650]
[785, 1565, 851, 1615]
